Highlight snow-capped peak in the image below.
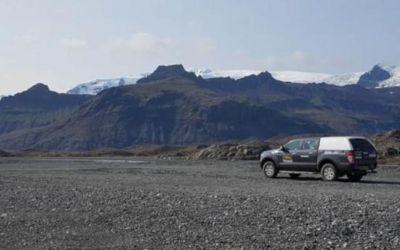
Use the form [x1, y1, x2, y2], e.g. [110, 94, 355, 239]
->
[376, 64, 400, 88]
[376, 63, 397, 72]
[356, 64, 400, 88]
[193, 69, 261, 80]
[67, 77, 138, 95]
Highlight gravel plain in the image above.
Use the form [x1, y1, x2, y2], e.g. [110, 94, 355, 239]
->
[1, 157, 400, 249]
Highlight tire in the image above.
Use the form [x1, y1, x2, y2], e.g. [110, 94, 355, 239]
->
[289, 173, 301, 179]
[263, 161, 278, 178]
[347, 173, 363, 182]
[321, 163, 338, 181]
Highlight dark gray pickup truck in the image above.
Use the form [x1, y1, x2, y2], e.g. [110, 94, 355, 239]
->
[260, 136, 378, 181]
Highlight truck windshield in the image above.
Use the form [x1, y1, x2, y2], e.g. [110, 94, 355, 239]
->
[350, 139, 376, 153]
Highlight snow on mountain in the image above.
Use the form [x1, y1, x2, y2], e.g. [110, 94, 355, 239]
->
[194, 69, 261, 80]
[376, 65, 400, 88]
[193, 69, 362, 86]
[67, 77, 138, 95]
[356, 64, 400, 88]
[67, 64, 400, 95]
[322, 72, 364, 86]
[270, 71, 332, 84]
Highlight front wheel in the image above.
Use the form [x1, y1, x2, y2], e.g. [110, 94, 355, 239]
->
[321, 163, 338, 181]
[263, 161, 278, 178]
[347, 173, 363, 182]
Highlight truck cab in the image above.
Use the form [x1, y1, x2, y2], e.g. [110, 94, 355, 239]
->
[260, 136, 378, 181]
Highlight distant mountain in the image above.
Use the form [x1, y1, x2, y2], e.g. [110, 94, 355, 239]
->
[357, 64, 400, 88]
[137, 64, 202, 84]
[194, 69, 261, 80]
[1, 65, 400, 151]
[194, 68, 363, 86]
[1, 83, 88, 110]
[0, 83, 90, 136]
[65, 63, 400, 96]
[67, 77, 138, 95]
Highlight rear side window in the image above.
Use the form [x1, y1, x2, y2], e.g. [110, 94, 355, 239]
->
[350, 139, 376, 153]
[301, 138, 319, 150]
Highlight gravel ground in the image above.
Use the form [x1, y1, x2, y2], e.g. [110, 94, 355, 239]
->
[1, 157, 400, 249]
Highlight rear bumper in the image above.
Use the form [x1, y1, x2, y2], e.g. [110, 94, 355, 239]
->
[337, 162, 377, 174]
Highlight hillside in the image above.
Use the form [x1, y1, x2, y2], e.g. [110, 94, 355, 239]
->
[0, 76, 322, 151]
[0, 83, 90, 136]
[373, 129, 400, 156]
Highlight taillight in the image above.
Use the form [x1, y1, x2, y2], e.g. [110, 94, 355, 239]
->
[346, 151, 355, 164]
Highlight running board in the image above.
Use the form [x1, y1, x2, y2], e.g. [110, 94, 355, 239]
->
[279, 171, 319, 174]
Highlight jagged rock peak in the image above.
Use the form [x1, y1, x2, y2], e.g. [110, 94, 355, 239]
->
[27, 83, 50, 93]
[137, 64, 200, 84]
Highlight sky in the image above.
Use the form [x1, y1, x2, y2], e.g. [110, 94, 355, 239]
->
[1, 0, 400, 95]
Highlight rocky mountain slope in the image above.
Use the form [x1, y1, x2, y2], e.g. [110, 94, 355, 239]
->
[1, 65, 400, 151]
[0, 83, 90, 136]
[373, 129, 400, 156]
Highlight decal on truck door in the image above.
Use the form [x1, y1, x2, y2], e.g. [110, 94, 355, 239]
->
[283, 154, 293, 163]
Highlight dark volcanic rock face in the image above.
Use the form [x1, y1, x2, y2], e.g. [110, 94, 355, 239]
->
[137, 64, 202, 84]
[373, 129, 400, 160]
[357, 65, 391, 88]
[0, 84, 90, 136]
[0, 80, 324, 151]
[0, 83, 88, 110]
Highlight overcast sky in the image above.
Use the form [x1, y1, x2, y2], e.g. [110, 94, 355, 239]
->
[1, 0, 400, 94]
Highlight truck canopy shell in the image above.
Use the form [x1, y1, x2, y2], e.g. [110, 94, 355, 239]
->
[318, 136, 369, 151]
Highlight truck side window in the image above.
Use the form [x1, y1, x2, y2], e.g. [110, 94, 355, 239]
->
[285, 140, 301, 151]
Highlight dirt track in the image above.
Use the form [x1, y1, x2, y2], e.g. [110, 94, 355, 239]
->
[1, 157, 400, 249]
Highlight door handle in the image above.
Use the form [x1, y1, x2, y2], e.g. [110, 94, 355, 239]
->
[300, 155, 310, 158]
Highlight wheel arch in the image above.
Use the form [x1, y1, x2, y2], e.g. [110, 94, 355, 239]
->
[317, 158, 337, 171]
[260, 157, 277, 169]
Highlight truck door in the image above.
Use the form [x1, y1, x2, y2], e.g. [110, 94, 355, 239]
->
[295, 138, 319, 171]
[280, 139, 302, 170]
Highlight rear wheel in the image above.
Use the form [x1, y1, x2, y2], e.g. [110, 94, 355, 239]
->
[347, 173, 364, 182]
[289, 173, 301, 179]
[321, 163, 338, 181]
[263, 161, 278, 178]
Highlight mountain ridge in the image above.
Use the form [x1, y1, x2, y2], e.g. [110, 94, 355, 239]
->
[64, 63, 400, 95]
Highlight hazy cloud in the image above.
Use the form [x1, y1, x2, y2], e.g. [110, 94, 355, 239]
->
[13, 34, 38, 45]
[113, 33, 173, 54]
[60, 38, 88, 49]
[259, 51, 350, 72]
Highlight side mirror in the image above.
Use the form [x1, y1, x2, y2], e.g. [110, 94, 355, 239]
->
[280, 145, 288, 152]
